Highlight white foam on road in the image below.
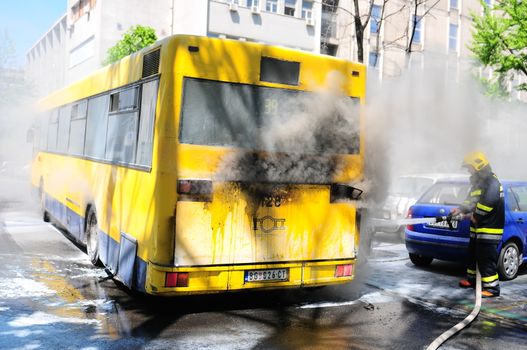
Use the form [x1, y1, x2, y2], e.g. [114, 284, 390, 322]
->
[298, 300, 361, 309]
[0, 278, 55, 299]
[358, 291, 396, 304]
[298, 291, 396, 309]
[68, 268, 109, 280]
[0, 329, 44, 338]
[8, 311, 100, 327]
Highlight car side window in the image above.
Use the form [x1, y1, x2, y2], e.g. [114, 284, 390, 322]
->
[507, 188, 520, 211]
[509, 186, 527, 211]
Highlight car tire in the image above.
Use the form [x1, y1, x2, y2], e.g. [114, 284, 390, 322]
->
[409, 253, 433, 267]
[498, 241, 520, 281]
[86, 209, 103, 267]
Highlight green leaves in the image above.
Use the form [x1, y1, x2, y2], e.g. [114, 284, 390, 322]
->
[470, 0, 527, 94]
[104, 25, 157, 65]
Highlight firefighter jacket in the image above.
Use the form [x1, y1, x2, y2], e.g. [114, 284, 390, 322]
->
[460, 166, 504, 242]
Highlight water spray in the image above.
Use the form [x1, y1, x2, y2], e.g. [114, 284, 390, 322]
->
[371, 213, 462, 230]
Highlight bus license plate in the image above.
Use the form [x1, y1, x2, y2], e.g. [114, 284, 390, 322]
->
[245, 269, 288, 283]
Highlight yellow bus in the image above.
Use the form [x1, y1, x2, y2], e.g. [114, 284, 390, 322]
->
[30, 35, 366, 295]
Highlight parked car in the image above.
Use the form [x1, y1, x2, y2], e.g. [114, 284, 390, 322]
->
[375, 173, 466, 240]
[405, 178, 527, 280]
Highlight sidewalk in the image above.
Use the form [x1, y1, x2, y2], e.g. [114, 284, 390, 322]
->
[365, 242, 527, 330]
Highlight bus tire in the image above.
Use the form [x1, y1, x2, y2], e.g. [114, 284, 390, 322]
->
[39, 180, 49, 223]
[409, 253, 433, 267]
[498, 241, 520, 281]
[86, 209, 102, 267]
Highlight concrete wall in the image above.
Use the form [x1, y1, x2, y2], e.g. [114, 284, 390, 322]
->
[98, 0, 172, 69]
[207, 0, 320, 51]
[172, 0, 208, 36]
[26, 15, 68, 96]
[66, 0, 101, 84]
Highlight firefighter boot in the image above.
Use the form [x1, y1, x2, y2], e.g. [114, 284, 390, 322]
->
[481, 289, 500, 298]
[459, 279, 474, 288]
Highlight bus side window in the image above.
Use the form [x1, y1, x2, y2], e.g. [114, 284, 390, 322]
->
[68, 100, 88, 156]
[39, 114, 48, 151]
[47, 110, 59, 152]
[136, 79, 159, 167]
[85, 95, 110, 160]
[57, 105, 72, 154]
[106, 87, 140, 164]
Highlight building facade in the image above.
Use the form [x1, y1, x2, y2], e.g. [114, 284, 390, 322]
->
[28, 0, 513, 97]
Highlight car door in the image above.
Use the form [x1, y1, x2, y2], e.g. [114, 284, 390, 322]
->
[505, 185, 527, 257]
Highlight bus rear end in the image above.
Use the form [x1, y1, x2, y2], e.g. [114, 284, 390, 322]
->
[147, 36, 365, 295]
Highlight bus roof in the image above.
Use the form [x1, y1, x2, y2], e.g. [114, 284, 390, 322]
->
[37, 35, 365, 110]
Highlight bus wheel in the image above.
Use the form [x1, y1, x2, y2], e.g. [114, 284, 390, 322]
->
[498, 241, 520, 281]
[86, 210, 102, 267]
[39, 180, 49, 223]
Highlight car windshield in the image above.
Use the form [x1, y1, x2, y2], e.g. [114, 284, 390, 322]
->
[419, 183, 470, 205]
[391, 177, 434, 197]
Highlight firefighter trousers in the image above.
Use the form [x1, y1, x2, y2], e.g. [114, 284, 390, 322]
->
[466, 237, 500, 294]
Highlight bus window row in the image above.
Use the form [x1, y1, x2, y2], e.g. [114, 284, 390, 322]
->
[36, 78, 159, 169]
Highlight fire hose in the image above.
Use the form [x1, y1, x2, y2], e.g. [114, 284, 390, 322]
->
[425, 264, 481, 349]
[372, 214, 482, 349]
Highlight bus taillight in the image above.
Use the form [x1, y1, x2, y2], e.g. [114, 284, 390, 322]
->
[177, 179, 212, 201]
[335, 264, 353, 277]
[165, 272, 189, 287]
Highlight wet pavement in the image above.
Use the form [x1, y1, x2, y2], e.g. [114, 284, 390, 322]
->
[1, 197, 527, 349]
[366, 240, 527, 330]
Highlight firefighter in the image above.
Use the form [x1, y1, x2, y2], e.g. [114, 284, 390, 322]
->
[451, 151, 504, 298]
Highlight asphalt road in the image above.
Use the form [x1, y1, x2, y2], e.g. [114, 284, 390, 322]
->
[0, 195, 526, 349]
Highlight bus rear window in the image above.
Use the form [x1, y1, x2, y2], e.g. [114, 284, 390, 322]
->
[179, 77, 359, 154]
[419, 183, 470, 205]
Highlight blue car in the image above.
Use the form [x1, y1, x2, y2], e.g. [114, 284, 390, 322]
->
[405, 179, 527, 280]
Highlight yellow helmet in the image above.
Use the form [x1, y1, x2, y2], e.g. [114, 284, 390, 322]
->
[462, 151, 489, 171]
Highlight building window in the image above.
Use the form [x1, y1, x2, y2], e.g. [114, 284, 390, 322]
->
[285, 0, 296, 16]
[321, 12, 337, 38]
[266, 0, 278, 13]
[449, 23, 458, 51]
[370, 5, 381, 34]
[369, 52, 379, 67]
[70, 0, 96, 23]
[450, 0, 458, 9]
[302, 1, 313, 19]
[321, 43, 338, 56]
[247, 0, 259, 8]
[412, 15, 422, 44]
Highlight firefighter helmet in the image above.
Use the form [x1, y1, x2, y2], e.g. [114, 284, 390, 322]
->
[462, 151, 489, 171]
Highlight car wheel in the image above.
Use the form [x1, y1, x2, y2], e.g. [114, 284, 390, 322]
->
[498, 241, 520, 281]
[86, 209, 102, 267]
[409, 253, 433, 267]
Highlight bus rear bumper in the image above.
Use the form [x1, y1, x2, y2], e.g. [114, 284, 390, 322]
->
[146, 259, 356, 296]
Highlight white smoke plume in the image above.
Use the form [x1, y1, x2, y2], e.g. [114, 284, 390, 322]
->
[215, 76, 361, 184]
